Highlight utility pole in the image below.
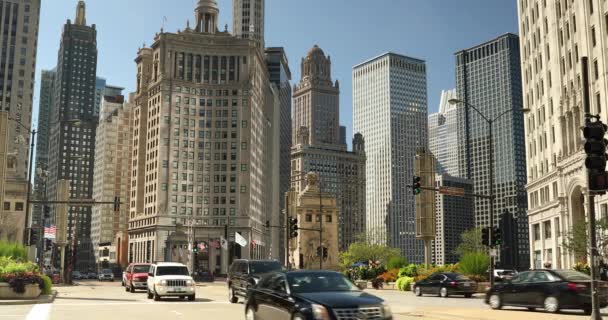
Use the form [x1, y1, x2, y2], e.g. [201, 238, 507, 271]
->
[56, 180, 69, 284]
[414, 148, 436, 268]
[318, 179, 323, 270]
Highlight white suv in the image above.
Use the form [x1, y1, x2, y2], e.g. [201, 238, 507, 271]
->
[146, 262, 196, 301]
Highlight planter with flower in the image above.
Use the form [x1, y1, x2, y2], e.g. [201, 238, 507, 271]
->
[0, 243, 52, 300]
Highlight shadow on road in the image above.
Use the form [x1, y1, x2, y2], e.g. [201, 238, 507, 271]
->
[154, 298, 213, 303]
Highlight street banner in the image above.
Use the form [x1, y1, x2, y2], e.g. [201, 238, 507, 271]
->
[220, 237, 228, 250]
[235, 232, 247, 247]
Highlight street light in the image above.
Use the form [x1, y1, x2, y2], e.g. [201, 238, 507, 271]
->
[6, 117, 81, 246]
[447, 98, 529, 287]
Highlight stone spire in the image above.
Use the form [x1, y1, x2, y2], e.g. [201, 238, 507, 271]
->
[75, 0, 86, 26]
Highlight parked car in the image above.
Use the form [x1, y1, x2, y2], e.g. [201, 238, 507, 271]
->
[486, 269, 608, 314]
[245, 270, 393, 320]
[87, 272, 98, 280]
[228, 259, 283, 303]
[413, 272, 478, 298]
[98, 269, 115, 282]
[493, 269, 517, 282]
[146, 262, 196, 301]
[72, 271, 83, 280]
[124, 263, 151, 293]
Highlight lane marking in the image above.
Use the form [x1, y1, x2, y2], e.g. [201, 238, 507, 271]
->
[171, 311, 183, 316]
[25, 304, 51, 320]
[53, 301, 231, 307]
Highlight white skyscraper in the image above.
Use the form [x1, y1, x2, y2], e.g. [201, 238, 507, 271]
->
[353, 53, 428, 263]
[232, 0, 264, 48]
[428, 89, 461, 177]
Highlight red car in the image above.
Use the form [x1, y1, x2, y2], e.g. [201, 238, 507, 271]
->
[124, 263, 151, 293]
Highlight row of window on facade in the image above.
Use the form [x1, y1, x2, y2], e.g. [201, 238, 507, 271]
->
[2, 201, 23, 212]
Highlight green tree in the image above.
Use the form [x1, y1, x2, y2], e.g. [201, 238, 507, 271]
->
[458, 252, 490, 281]
[339, 236, 400, 269]
[563, 218, 608, 260]
[386, 256, 408, 270]
[454, 228, 487, 258]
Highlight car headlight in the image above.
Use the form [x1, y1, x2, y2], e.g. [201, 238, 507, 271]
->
[311, 304, 331, 320]
[186, 280, 194, 286]
[382, 304, 392, 318]
[159, 280, 167, 286]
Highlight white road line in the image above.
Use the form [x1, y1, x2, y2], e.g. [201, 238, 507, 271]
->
[54, 301, 230, 307]
[171, 311, 183, 316]
[25, 304, 51, 320]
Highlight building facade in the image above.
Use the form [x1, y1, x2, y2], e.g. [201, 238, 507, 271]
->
[353, 53, 428, 263]
[428, 89, 461, 177]
[232, 0, 264, 48]
[455, 33, 529, 269]
[93, 77, 107, 118]
[92, 90, 131, 269]
[432, 174, 474, 265]
[128, 0, 279, 274]
[265, 47, 291, 262]
[291, 45, 366, 252]
[46, 1, 99, 272]
[518, 0, 608, 269]
[0, 0, 40, 182]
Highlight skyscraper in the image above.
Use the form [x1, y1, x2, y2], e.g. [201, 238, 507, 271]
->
[46, 0, 99, 271]
[128, 0, 279, 273]
[0, 0, 40, 182]
[428, 89, 461, 177]
[291, 45, 366, 252]
[93, 77, 107, 117]
[232, 0, 264, 48]
[455, 33, 528, 269]
[353, 53, 428, 262]
[265, 47, 291, 262]
[518, 0, 608, 269]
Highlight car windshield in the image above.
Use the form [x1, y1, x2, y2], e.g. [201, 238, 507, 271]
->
[554, 270, 591, 281]
[102, 269, 112, 274]
[156, 266, 189, 276]
[249, 262, 282, 274]
[287, 273, 359, 293]
[133, 265, 150, 273]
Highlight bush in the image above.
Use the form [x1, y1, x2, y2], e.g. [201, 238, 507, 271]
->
[40, 275, 52, 295]
[574, 262, 591, 275]
[387, 256, 408, 270]
[396, 276, 415, 291]
[0, 258, 38, 275]
[377, 268, 399, 283]
[458, 252, 490, 278]
[0, 242, 27, 261]
[398, 264, 419, 278]
[1, 272, 44, 294]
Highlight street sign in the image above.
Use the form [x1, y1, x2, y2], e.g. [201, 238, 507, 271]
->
[439, 186, 466, 196]
[489, 249, 498, 257]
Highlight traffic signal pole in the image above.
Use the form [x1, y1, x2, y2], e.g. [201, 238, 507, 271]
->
[582, 57, 603, 320]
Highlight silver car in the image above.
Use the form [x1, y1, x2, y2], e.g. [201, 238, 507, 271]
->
[98, 269, 114, 282]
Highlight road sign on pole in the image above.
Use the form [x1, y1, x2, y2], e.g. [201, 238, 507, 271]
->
[438, 186, 466, 196]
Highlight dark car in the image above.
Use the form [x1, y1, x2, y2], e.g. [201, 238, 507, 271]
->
[413, 272, 477, 298]
[244, 271, 392, 320]
[485, 269, 608, 314]
[228, 259, 283, 303]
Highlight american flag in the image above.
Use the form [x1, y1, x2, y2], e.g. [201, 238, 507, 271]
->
[44, 225, 56, 239]
[251, 240, 257, 249]
[198, 242, 206, 251]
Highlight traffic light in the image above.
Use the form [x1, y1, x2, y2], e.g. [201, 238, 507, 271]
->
[493, 227, 502, 246]
[584, 118, 608, 193]
[413, 176, 422, 195]
[481, 227, 490, 247]
[323, 247, 328, 259]
[317, 246, 322, 257]
[193, 242, 199, 253]
[289, 218, 298, 238]
[265, 220, 270, 228]
[113, 197, 121, 211]
[28, 228, 39, 246]
[43, 206, 51, 220]
[45, 239, 52, 251]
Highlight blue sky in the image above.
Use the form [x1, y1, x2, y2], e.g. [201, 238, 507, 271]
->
[34, 0, 518, 143]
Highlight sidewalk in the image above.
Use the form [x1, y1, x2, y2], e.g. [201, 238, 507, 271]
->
[395, 307, 605, 320]
[0, 290, 57, 306]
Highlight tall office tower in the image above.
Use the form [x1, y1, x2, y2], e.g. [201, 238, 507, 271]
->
[0, 0, 40, 182]
[92, 88, 131, 269]
[518, 1, 608, 269]
[232, 0, 264, 48]
[431, 174, 474, 265]
[353, 53, 427, 262]
[291, 45, 366, 252]
[265, 47, 291, 262]
[46, 0, 99, 271]
[455, 33, 529, 269]
[428, 89, 461, 176]
[93, 77, 107, 117]
[128, 0, 279, 273]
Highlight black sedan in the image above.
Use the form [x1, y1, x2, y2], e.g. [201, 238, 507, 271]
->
[413, 273, 477, 298]
[485, 269, 608, 314]
[244, 270, 393, 320]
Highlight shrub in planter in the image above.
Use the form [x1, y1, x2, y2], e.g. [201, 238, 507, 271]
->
[378, 268, 399, 283]
[0, 242, 27, 261]
[40, 275, 52, 295]
[398, 264, 419, 278]
[1, 272, 44, 294]
[371, 277, 384, 290]
[458, 252, 490, 279]
[396, 276, 414, 291]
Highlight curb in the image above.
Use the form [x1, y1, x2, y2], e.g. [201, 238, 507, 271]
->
[0, 290, 57, 306]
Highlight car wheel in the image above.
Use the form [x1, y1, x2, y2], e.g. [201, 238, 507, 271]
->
[154, 291, 161, 301]
[229, 286, 238, 303]
[527, 307, 536, 311]
[179, 296, 185, 300]
[130, 284, 135, 293]
[121, 280, 125, 286]
[488, 294, 502, 310]
[292, 313, 305, 320]
[147, 290, 153, 299]
[543, 296, 560, 313]
[439, 287, 449, 298]
[125, 284, 130, 292]
[188, 295, 195, 301]
[245, 306, 256, 320]
[414, 286, 422, 296]
[464, 293, 473, 298]
[583, 308, 592, 315]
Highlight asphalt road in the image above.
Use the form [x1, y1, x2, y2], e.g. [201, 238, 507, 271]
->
[1, 280, 607, 320]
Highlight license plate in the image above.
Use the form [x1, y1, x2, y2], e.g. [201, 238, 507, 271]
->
[169, 287, 185, 293]
[463, 283, 471, 287]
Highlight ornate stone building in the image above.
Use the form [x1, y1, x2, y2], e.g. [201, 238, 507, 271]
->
[291, 45, 366, 251]
[128, 0, 279, 273]
[289, 173, 339, 270]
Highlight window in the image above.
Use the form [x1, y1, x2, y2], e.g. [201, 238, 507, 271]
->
[305, 214, 312, 222]
[543, 221, 552, 239]
[326, 215, 332, 223]
[592, 27, 597, 47]
[597, 93, 602, 114]
[15, 202, 24, 211]
[554, 218, 560, 236]
[240, 186, 247, 193]
[3, 202, 9, 211]
[594, 60, 599, 80]
[589, 0, 594, 14]
[533, 224, 540, 241]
